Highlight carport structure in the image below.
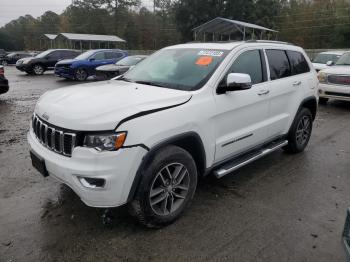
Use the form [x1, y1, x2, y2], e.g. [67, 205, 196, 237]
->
[193, 17, 278, 42]
[54, 33, 126, 50]
[40, 34, 57, 49]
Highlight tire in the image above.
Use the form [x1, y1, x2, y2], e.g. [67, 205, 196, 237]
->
[128, 145, 198, 228]
[75, 68, 88, 81]
[319, 97, 329, 104]
[283, 108, 313, 154]
[32, 64, 44, 75]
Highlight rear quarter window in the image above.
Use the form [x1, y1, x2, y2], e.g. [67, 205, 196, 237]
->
[266, 49, 291, 80]
[286, 51, 310, 75]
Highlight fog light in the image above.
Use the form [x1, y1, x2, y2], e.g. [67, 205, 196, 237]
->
[78, 177, 106, 189]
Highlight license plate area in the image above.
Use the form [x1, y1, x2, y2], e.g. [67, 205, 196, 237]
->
[30, 151, 49, 177]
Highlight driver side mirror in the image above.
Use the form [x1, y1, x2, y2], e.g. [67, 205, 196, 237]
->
[89, 58, 95, 62]
[326, 60, 334, 66]
[217, 73, 252, 94]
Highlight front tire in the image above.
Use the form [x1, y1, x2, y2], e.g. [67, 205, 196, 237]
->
[283, 108, 313, 154]
[129, 145, 198, 228]
[32, 64, 44, 75]
[75, 68, 88, 81]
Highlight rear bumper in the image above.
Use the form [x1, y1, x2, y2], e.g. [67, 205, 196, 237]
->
[343, 208, 350, 261]
[319, 83, 350, 101]
[27, 128, 147, 207]
[16, 64, 31, 72]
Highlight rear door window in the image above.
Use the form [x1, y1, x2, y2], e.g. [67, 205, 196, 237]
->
[286, 51, 310, 75]
[266, 50, 291, 80]
[229, 50, 265, 85]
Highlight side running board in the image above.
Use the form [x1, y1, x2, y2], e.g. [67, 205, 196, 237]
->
[213, 140, 288, 178]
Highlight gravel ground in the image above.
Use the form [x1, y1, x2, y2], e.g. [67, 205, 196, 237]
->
[0, 66, 349, 262]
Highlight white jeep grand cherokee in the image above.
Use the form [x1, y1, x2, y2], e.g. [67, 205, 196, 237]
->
[28, 41, 318, 227]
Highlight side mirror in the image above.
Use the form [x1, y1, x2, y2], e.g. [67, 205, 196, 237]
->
[326, 61, 334, 66]
[217, 73, 252, 94]
[89, 58, 95, 62]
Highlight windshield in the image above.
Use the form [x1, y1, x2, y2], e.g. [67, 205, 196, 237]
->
[121, 48, 228, 91]
[74, 50, 96, 60]
[335, 52, 350, 66]
[313, 53, 342, 64]
[116, 56, 144, 66]
[35, 50, 53, 58]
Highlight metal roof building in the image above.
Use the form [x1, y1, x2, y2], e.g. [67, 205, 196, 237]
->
[193, 17, 278, 42]
[49, 33, 126, 50]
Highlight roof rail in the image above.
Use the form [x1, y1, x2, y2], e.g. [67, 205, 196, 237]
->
[245, 40, 295, 45]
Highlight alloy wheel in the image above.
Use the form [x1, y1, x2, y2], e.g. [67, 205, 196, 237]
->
[149, 163, 190, 216]
[33, 65, 44, 75]
[296, 115, 311, 146]
[75, 68, 87, 81]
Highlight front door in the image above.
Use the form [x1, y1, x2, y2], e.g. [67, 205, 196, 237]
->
[213, 49, 271, 162]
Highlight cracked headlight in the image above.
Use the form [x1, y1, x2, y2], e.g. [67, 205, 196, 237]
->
[83, 132, 127, 151]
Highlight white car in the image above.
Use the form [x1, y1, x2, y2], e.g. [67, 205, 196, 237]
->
[28, 41, 318, 227]
[318, 51, 350, 103]
[312, 51, 344, 72]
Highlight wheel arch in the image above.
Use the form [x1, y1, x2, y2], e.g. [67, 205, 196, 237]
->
[127, 132, 207, 203]
[299, 96, 318, 120]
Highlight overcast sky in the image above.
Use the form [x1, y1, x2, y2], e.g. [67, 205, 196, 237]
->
[0, 0, 72, 27]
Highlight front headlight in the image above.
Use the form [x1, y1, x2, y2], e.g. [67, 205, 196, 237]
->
[22, 60, 31, 65]
[83, 132, 127, 151]
[318, 72, 328, 83]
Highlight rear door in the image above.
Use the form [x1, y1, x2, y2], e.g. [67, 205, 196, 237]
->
[265, 49, 311, 138]
[46, 51, 61, 68]
[213, 48, 271, 162]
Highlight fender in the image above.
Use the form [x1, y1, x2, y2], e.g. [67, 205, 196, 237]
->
[126, 131, 206, 203]
[297, 95, 318, 120]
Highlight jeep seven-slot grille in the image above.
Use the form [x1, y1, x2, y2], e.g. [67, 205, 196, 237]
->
[32, 114, 76, 157]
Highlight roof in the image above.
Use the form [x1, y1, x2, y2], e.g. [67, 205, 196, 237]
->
[319, 51, 346, 55]
[57, 33, 126, 42]
[44, 34, 57, 40]
[193, 17, 278, 35]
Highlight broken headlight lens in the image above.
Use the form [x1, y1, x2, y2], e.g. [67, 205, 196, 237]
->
[83, 132, 127, 151]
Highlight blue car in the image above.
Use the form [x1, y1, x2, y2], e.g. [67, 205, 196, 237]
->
[54, 49, 128, 81]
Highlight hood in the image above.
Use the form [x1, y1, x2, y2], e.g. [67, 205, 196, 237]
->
[312, 63, 328, 71]
[35, 80, 192, 131]
[56, 59, 76, 65]
[96, 64, 127, 72]
[320, 65, 350, 75]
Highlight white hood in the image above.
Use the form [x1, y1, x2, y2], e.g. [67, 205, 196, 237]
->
[320, 65, 350, 75]
[35, 80, 192, 131]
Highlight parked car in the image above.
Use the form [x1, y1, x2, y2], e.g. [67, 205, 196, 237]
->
[1, 52, 33, 66]
[96, 55, 147, 80]
[343, 208, 350, 260]
[28, 41, 318, 227]
[16, 49, 81, 75]
[0, 65, 9, 95]
[0, 49, 7, 59]
[318, 51, 350, 103]
[55, 49, 128, 81]
[312, 51, 344, 72]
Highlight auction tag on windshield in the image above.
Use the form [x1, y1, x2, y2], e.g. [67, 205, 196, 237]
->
[196, 56, 213, 66]
[198, 50, 224, 57]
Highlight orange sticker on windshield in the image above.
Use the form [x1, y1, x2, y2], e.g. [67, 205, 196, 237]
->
[196, 56, 213, 67]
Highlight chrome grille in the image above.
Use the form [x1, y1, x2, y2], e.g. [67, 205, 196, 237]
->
[327, 74, 350, 86]
[32, 114, 76, 157]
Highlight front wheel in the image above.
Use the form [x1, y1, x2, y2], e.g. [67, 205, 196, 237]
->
[129, 145, 198, 228]
[32, 64, 44, 75]
[283, 108, 313, 154]
[74, 68, 88, 81]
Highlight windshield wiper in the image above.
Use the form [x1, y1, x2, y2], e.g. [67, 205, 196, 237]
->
[117, 75, 134, 82]
[134, 80, 166, 88]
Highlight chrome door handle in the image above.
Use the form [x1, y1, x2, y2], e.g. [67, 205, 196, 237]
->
[293, 81, 302, 86]
[258, 90, 270, 96]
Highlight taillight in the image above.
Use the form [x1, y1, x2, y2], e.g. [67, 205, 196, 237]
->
[0, 67, 4, 76]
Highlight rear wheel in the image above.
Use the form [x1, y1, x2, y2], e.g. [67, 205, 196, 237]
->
[283, 108, 313, 154]
[32, 64, 44, 75]
[75, 68, 88, 81]
[319, 97, 329, 104]
[129, 145, 197, 228]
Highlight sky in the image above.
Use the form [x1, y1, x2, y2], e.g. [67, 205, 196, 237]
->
[0, 0, 72, 27]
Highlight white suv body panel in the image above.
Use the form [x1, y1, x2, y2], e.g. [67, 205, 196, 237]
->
[28, 42, 318, 208]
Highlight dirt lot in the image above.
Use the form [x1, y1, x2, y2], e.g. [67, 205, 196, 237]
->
[0, 66, 349, 262]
